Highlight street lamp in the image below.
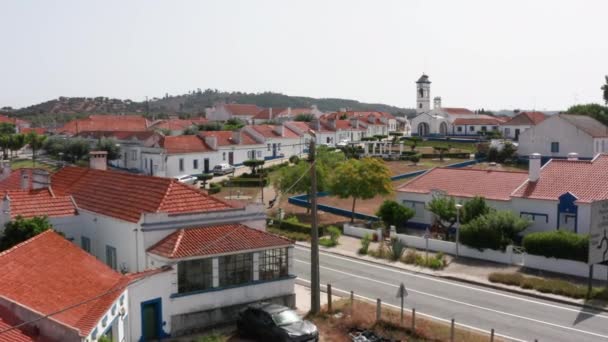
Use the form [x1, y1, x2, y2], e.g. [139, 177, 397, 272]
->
[455, 203, 463, 256]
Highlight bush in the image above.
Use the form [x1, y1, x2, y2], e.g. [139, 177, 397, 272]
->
[388, 237, 406, 261]
[327, 226, 341, 244]
[267, 227, 310, 241]
[270, 216, 325, 236]
[488, 272, 608, 300]
[401, 250, 446, 270]
[459, 211, 530, 251]
[224, 177, 269, 187]
[289, 155, 300, 164]
[359, 233, 371, 255]
[319, 238, 337, 248]
[522, 230, 588, 262]
[409, 154, 421, 164]
[208, 183, 221, 194]
[376, 200, 415, 230]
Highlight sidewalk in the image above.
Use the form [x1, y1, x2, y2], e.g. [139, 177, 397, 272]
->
[297, 235, 608, 311]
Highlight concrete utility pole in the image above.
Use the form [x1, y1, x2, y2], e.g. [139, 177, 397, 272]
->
[309, 139, 321, 314]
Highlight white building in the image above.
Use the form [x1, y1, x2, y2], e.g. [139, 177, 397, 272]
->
[396, 153, 608, 235]
[499, 111, 547, 140]
[0, 156, 296, 341]
[451, 117, 504, 136]
[250, 106, 323, 124]
[517, 114, 608, 159]
[286, 118, 367, 146]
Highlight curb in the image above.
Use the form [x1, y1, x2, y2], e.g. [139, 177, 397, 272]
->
[294, 242, 608, 313]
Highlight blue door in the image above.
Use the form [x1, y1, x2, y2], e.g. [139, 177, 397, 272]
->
[141, 298, 163, 341]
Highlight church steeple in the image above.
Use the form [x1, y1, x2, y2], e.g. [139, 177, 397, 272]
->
[416, 74, 431, 113]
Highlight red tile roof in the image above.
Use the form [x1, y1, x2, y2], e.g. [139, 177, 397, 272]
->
[452, 118, 503, 126]
[0, 115, 30, 128]
[398, 168, 529, 201]
[442, 108, 475, 115]
[77, 130, 158, 141]
[150, 118, 207, 131]
[0, 169, 39, 191]
[0, 231, 128, 337]
[502, 111, 547, 126]
[198, 131, 260, 146]
[160, 135, 214, 154]
[4, 189, 76, 219]
[19, 127, 45, 135]
[322, 111, 395, 123]
[223, 104, 261, 116]
[51, 167, 234, 222]
[147, 223, 292, 259]
[59, 115, 149, 135]
[512, 154, 608, 203]
[0, 306, 42, 342]
[248, 125, 301, 139]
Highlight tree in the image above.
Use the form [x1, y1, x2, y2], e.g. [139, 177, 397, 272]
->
[66, 138, 90, 162]
[223, 118, 245, 131]
[426, 196, 457, 238]
[294, 114, 314, 122]
[329, 157, 393, 222]
[0, 135, 9, 160]
[461, 196, 491, 224]
[0, 216, 52, 251]
[602, 75, 608, 105]
[566, 103, 608, 126]
[410, 154, 420, 165]
[376, 200, 415, 229]
[42, 136, 68, 157]
[459, 211, 530, 250]
[9, 134, 26, 159]
[498, 141, 517, 162]
[433, 146, 449, 161]
[243, 159, 265, 175]
[95, 138, 120, 160]
[183, 126, 199, 135]
[407, 136, 422, 151]
[0, 123, 15, 135]
[27, 133, 46, 167]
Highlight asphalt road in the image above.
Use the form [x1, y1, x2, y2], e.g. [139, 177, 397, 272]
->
[294, 246, 608, 342]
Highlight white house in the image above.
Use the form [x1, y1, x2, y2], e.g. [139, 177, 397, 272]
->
[0, 230, 130, 342]
[321, 110, 398, 136]
[244, 124, 309, 160]
[0, 156, 297, 341]
[451, 117, 504, 136]
[517, 114, 608, 159]
[397, 152, 608, 235]
[205, 103, 262, 123]
[499, 111, 547, 140]
[286, 118, 367, 146]
[250, 106, 323, 124]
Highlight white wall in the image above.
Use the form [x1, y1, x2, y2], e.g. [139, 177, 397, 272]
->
[453, 124, 499, 136]
[165, 152, 220, 177]
[501, 125, 530, 139]
[518, 116, 595, 158]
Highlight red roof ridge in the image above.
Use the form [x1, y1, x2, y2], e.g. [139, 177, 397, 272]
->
[0, 230, 54, 258]
[171, 229, 186, 258]
[434, 166, 528, 174]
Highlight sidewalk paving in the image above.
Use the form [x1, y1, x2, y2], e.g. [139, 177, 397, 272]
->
[297, 235, 608, 310]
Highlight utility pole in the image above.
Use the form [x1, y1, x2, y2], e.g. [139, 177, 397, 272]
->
[309, 139, 321, 314]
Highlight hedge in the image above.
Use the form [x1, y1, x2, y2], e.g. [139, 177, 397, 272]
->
[268, 218, 325, 236]
[522, 230, 588, 262]
[208, 183, 221, 194]
[223, 177, 269, 187]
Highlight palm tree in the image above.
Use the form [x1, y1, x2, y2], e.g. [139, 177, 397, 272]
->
[27, 133, 47, 167]
[9, 134, 26, 159]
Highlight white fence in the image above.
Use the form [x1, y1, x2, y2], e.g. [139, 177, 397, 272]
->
[343, 224, 383, 240]
[343, 224, 608, 280]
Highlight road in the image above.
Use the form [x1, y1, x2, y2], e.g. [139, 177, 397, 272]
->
[294, 246, 608, 342]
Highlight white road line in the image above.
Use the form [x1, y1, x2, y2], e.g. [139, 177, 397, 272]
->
[294, 246, 608, 319]
[296, 277, 527, 342]
[296, 259, 608, 340]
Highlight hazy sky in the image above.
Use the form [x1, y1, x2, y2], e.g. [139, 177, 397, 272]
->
[1, 0, 606, 110]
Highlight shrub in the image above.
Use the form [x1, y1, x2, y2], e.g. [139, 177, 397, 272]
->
[402, 250, 418, 264]
[409, 154, 421, 164]
[359, 233, 371, 255]
[267, 227, 310, 241]
[224, 177, 269, 187]
[270, 216, 325, 236]
[208, 183, 221, 194]
[376, 200, 415, 230]
[319, 238, 337, 248]
[289, 155, 300, 164]
[522, 230, 588, 262]
[401, 250, 446, 270]
[327, 226, 341, 244]
[488, 272, 608, 300]
[459, 211, 530, 251]
[388, 237, 406, 261]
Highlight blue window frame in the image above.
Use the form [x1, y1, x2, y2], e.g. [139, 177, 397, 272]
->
[550, 142, 559, 153]
[520, 212, 548, 223]
[81, 236, 91, 253]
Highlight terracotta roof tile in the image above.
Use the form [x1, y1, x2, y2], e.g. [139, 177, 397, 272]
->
[502, 111, 547, 126]
[453, 118, 503, 126]
[76, 130, 158, 141]
[248, 125, 301, 139]
[0, 305, 45, 342]
[198, 131, 260, 146]
[4, 189, 76, 219]
[442, 108, 475, 115]
[150, 118, 207, 131]
[398, 168, 528, 201]
[148, 223, 292, 259]
[20, 127, 46, 135]
[51, 167, 234, 222]
[160, 135, 213, 154]
[512, 154, 608, 202]
[0, 169, 33, 191]
[59, 115, 149, 135]
[223, 104, 261, 116]
[0, 231, 128, 337]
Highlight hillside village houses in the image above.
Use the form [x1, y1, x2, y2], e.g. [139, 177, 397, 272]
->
[499, 111, 547, 140]
[397, 152, 608, 235]
[0, 154, 296, 341]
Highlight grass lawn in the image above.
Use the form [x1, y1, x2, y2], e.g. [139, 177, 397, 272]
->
[10, 158, 58, 172]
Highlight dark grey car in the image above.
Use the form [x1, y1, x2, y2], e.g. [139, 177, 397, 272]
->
[237, 303, 318, 342]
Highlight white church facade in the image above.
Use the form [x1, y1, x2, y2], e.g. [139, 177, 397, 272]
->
[410, 74, 497, 136]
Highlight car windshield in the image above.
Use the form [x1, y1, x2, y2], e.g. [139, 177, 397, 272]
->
[271, 309, 301, 326]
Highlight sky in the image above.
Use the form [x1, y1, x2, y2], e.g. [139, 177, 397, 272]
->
[1, 0, 607, 111]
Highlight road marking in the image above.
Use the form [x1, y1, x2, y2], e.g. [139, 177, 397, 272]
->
[296, 277, 527, 342]
[294, 246, 608, 319]
[295, 259, 608, 340]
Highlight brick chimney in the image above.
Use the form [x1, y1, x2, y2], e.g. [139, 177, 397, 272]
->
[89, 151, 108, 171]
[273, 124, 285, 137]
[32, 169, 50, 190]
[350, 117, 359, 129]
[231, 130, 241, 144]
[529, 153, 541, 182]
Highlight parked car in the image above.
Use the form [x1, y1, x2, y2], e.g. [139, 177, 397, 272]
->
[237, 303, 318, 342]
[174, 174, 197, 184]
[213, 163, 235, 175]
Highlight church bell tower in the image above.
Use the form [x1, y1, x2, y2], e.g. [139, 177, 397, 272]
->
[416, 74, 431, 114]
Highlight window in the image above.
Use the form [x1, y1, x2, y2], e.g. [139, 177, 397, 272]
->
[178, 258, 213, 293]
[551, 142, 559, 153]
[278, 143, 282, 151]
[257, 151, 262, 158]
[131, 150, 137, 161]
[520, 212, 548, 223]
[481, 126, 487, 131]
[326, 137, 331, 143]
[179, 158, 184, 172]
[259, 248, 289, 281]
[144, 158, 147, 169]
[492, 126, 498, 131]
[267, 143, 271, 151]
[81, 236, 91, 253]
[418, 103, 422, 109]
[219, 253, 253, 287]
[457, 126, 463, 132]
[193, 159, 199, 169]
[469, 126, 474, 131]
[222, 152, 226, 161]
[504, 128, 511, 136]
[106, 246, 117, 270]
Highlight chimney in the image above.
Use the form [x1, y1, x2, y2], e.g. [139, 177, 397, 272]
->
[529, 153, 541, 182]
[567, 152, 579, 161]
[434, 97, 442, 109]
[311, 119, 321, 131]
[32, 169, 50, 190]
[89, 151, 108, 171]
[203, 135, 218, 150]
[287, 107, 292, 117]
[20, 169, 30, 190]
[269, 108, 273, 121]
[273, 124, 285, 137]
[0, 160, 11, 181]
[328, 118, 337, 130]
[350, 117, 359, 129]
[231, 130, 241, 144]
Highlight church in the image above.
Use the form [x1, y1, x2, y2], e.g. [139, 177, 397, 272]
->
[410, 74, 500, 136]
